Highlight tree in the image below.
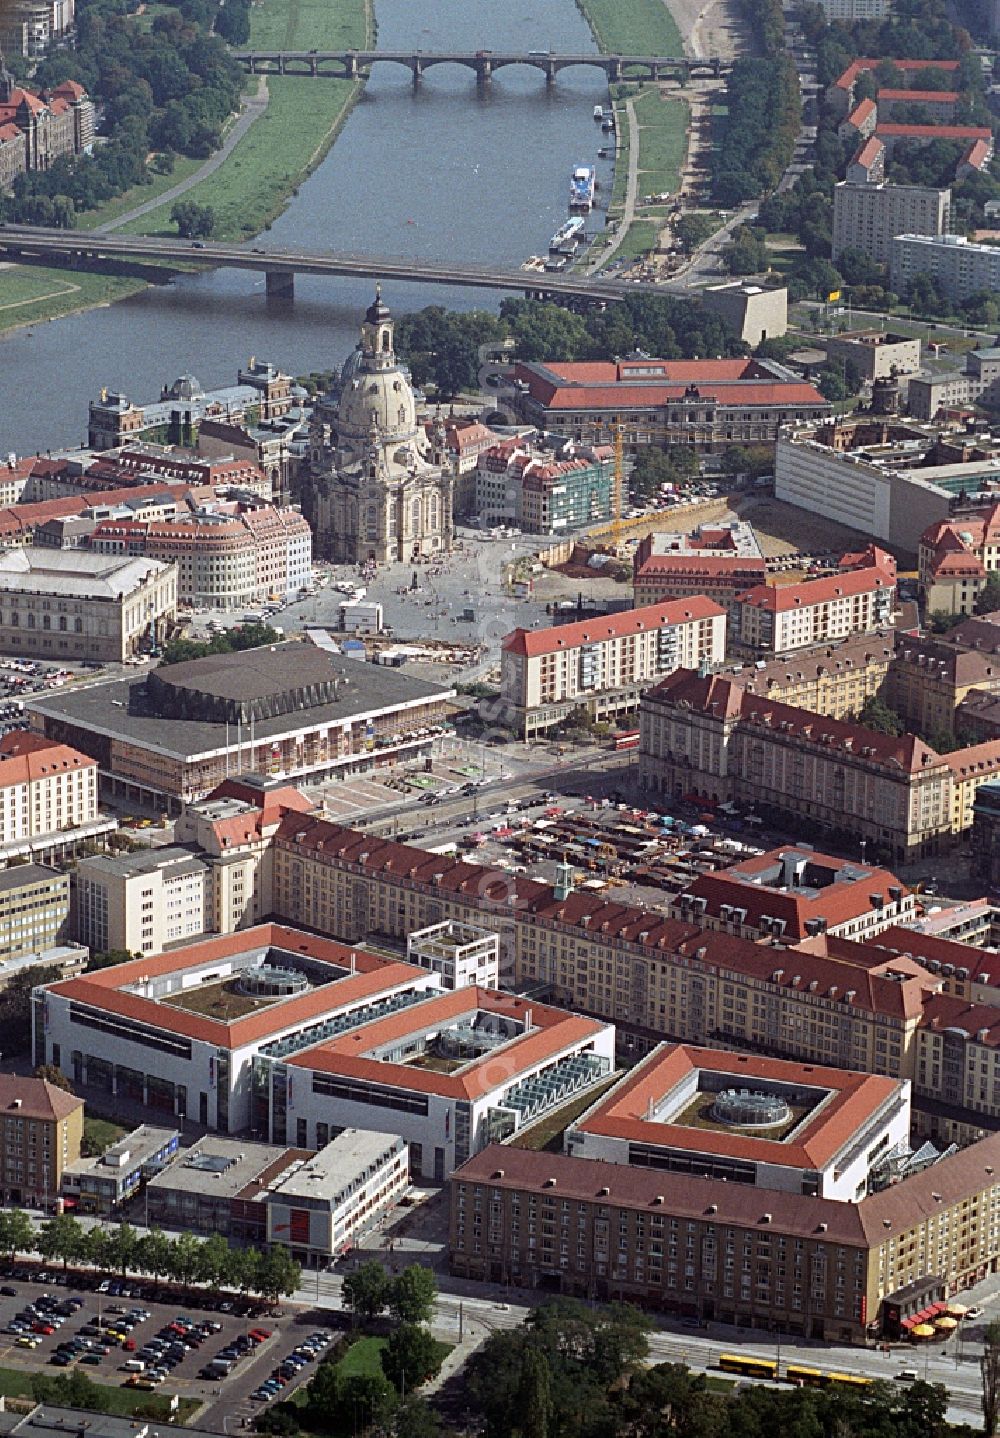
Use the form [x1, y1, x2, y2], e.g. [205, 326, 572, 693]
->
[197, 1232, 234, 1288]
[37, 1214, 85, 1270]
[253, 1245, 301, 1305]
[976, 573, 1000, 615]
[388, 1265, 437, 1326]
[85, 949, 137, 973]
[630, 444, 698, 501]
[136, 1227, 172, 1283]
[0, 1208, 34, 1263]
[381, 1325, 443, 1394]
[339, 1373, 397, 1432]
[34, 1064, 74, 1092]
[342, 1260, 391, 1324]
[674, 213, 716, 254]
[984, 1322, 1000, 1437]
[515, 1346, 553, 1438]
[103, 1222, 139, 1277]
[0, 965, 60, 1057]
[858, 696, 905, 736]
[394, 1397, 441, 1438]
[170, 199, 215, 238]
[169, 1230, 204, 1291]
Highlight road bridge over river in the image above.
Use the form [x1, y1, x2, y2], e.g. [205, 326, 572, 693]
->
[0, 224, 663, 302]
[230, 49, 728, 86]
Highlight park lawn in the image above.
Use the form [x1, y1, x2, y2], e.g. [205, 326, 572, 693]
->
[574, 0, 683, 58]
[74, 156, 204, 231]
[633, 88, 688, 196]
[613, 219, 661, 262]
[249, 0, 367, 51]
[0, 265, 147, 335]
[337, 1337, 388, 1379]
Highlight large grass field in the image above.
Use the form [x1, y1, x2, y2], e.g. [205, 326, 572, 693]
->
[125, 0, 370, 240]
[0, 264, 147, 335]
[633, 87, 688, 197]
[73, 156, 204, 232]
[573, 0, 683, 57]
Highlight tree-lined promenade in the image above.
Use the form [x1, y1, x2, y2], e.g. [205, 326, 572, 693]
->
[0, 1209, 301, 1306]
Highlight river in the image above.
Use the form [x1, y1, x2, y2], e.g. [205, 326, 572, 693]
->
[1, 0, 611, 455]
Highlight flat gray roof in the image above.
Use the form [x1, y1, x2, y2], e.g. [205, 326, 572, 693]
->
[26, 653, 452, 761]
[146, 1136, 291, 1199]
[0, 863, 64, 893]
[77, 845, 207, 880]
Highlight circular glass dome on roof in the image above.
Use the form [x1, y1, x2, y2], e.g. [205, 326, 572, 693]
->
[235, 965, 309, 998]
[710, 1088, 791, 1130]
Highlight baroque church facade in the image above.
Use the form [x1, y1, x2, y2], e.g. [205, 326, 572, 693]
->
[308, 289, 454, 565]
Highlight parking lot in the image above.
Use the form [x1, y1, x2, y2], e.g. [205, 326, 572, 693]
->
[0, 1268, 338, 1428]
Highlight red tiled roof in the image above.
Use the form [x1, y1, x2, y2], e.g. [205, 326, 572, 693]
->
[877, 88, 959, 102]
[851, 137, 885, 169]
[501, 596, 724, 658]
[636, 555, 768, 580]
[877, 124, 992, 140]
[738, 565, 895, 612]
[873, 925, 1000, 986]
[961, 139, 992, 169]
[646, 668, 944, 772]
[527, 381, 827, 413]
[0, 731, 95, 788]
[846, 97, 877, 126]
[573, 1044, 903, 1168]
[945, 740, 1000, 779]
[679, 850, 907, 940]
[919, 992, 1000, 1046]
[833, 56, 960, 91]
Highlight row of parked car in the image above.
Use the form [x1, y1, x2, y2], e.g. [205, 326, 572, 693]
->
[4, 1290, 85, 1350]
[250, 1331, 335, 1404]
[125, 1313, 227, 1389]
[199, 1323, 274, 1382]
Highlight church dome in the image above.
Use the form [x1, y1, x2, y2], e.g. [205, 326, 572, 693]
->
[337, 366, 418, 445]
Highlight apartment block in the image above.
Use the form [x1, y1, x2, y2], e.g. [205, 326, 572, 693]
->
[0, 732, 101, 858]
[891, 233, 1000, 305]
[919, 503, 1000, 616]
[638, 669, 954, 860]
[886, 634, 1000, 733]
[737, 548, 896, 656]
[0, 1074, 83, 1207]
[450, 1134, 1000, 1344]
[74, 846, 210, 958]
[832, 182, 950, 265]
[720, 633, 895, 720]
[500, 597, 726, 739]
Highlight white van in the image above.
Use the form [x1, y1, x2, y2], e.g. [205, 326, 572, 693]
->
[122, 1359, 146, 1373]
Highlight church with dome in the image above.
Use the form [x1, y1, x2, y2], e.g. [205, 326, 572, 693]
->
[307, 288, 454, 566]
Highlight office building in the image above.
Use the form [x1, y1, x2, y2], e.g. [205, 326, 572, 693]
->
[633, 529, 767, 617]
[736, 547, 896, 656]
[0, 1074, 83, 1208]
[0, 549, 176, 663]
[0, 864, 69, 968]
[33, 923, 614, 1179]
[500, 597, 727, 738]
[60, 1125, 179, 1215]
[565, 1044, 911, 1201]
[74, 847, 210, 958]
[831, 183, 950, 265]
[473, 438, 615, 533]
[25, 640, 454, 810]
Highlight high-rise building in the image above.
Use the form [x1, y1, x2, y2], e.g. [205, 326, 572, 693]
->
[832, 182, 951, 264]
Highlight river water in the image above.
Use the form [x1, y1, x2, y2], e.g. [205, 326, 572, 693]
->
[1, 0, 610, 455]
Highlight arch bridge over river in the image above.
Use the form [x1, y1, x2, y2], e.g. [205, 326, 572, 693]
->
[231, 49, 729, 86]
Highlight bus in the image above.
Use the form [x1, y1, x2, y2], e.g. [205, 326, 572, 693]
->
[613, 730, 640, 751]
[786, 1365, 826, 1387]
[718, 1355, 778, 1380]
[826, 1373, 873, 1392]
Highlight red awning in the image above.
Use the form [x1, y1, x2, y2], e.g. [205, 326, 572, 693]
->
[930, 1301, 949, 1314]
[901, 1317, 917, 1330]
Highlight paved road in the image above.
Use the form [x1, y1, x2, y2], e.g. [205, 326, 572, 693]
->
[670, 201, 758, 288]
[97, 79, 270, 235]
[589, 98, 639, 275]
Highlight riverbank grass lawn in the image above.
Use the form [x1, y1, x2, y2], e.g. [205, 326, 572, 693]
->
[573, 0, 683, 57]
[123, 0, 370, 240]
[633, 87, 688, 198]
[0, 264, 147, 333]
